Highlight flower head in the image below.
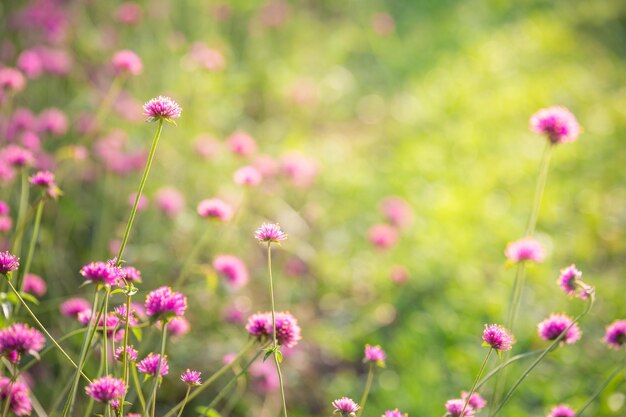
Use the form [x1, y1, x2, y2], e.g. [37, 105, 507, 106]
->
[155, 187, 184, 217]
[383, 410, 408, 417]
[558, 265, 581, 297]
[143, 96, 182, 123]
[380, 197, 413, 229]
[530, 106, 580, 144]
[0, 377, 32, 416]
[114, 345, 138, 362]
[197, 198, 233, 222]
[0, 323, 45, 363]
[166, 317, 190, 337]
[137, 353, 168, 377]
[332, 397, 360, 416]
[445, 399, 474, 417]
[368, 224, 399, 250]
[29, 171, 55, 188]
[180, 369, 202, 386]
[23, 273, 47, 297]
[122, 266, 142, 283]
[245, 312, 301, 348]
[1, 145, 33, 167]
[547, 404, 576, 417]
[60, 297, 91, 318]
[112, 50, 143, 76]
[0, 251, 20, 275]
[213, 255, 249, 288]
[145, 286, 187, 321]
[234, 165, 262, 186]
[604, 320, 626, 349]
[85, 376, 126, 403]
[505, 237, 545, 263]
[255, 223, 287, 244]
[364, 344, 386, 367]
[227, 131, 257, 156]
[80, 261, 122, 286]
[537, 314, 581, 345]
[482, 324, 514, 352]
[461, 392, 486, 410]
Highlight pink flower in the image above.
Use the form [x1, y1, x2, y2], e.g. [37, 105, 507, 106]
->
[390, 265, 409, 284]
[530, 106, 580, 144]
[604, 320, 626, 349]
[368, 224, 398, 250]
[60, 297, 91, 318]
[537, 314, 581, 345]
[17, 50, 44, 79]
[250, 360, 279, 393]
[166, 317, 190, 337]
[380, 197, 413, 229]
[0, 323, 45, 363]
[213, 255, 249, 288]
[234, 165, 262, 186]
[255, 223, 287, 244]
[2, 145, 34, 167]
[155, 187, 185, 217]
[137, 353, 168, 377]
[0, 68, 26, 93]
[80, 261, 122, 286]
[128, 192, 149, 212]
[112, 50, 143, 76]
[332, 397, 360, 415]
[0, 216, 13, 233]
[0, 251, 19, 274]
[0, 202, 9, 216]
[461, 392, 486, 410]
[187, 43, 225, 72]
[114, 346, 138, 362]
[143, 96, 182, 123]
[364, 344, 386, 367]
[0, 377, 32, 416]
[482, 324, 514, 351]
[445, 399, 474, 417]
[115, 3, 143, 25]
[38, 108, 68, 136]
[372, 12, 395, 36]
[280, 152, 317, 188]
[194, 135, 220, 159]
[23, 273, 47, 296]
[245, 312, 301, 348]
[505, 237, 545, 263]
[85, 376, 126, 403]
[145, 286, 187, 320]
[121, 266, 142, 283]
[227, 131, 257, 156]
[197, 198, 233, 222]
[180, 369, 202, 385]
[383, 410, 407, 417]
[547, 404, 575, 417]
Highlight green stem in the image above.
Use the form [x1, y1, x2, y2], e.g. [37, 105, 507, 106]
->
[356, 363, 374, 417]
[143, 324, 168, 417]
[1, 363, 19, 417]
[175, 225, 213, 287]
[475, 350, 542, 391]
[461, 349, 493, 417]
[103, 287, 110, 376]
[525, 141, 553, 237]
[175, 387, 191, 417]
[93, 75, 124, 131]
[132, 364, 147, 412]
[162, 339, 255, 417]
[575, 358, 626, 417]
[10, 169, 29, 257]
[15, 197, 44, 298]
[492, 298, 593, 417]
[119, 293, 133, 417]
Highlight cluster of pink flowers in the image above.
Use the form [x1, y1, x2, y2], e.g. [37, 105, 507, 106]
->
[0, 323, 45, 363]
[85, 376, 126, 404]
[245, 311, 302, 348]
[0, 377, 32, 416]
[137, 353, 169, 377]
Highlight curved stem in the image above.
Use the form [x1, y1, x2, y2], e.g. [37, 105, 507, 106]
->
[575, 358, 626, 417]
[356, 363, 374, 417]
[175, 387, 191, 417]
[21, 327, 88, 373]
[143, 324, 168, 417]
[475, 350, 542, 391]
[15, 197, 44, 298]
[461, 349, 492, 417]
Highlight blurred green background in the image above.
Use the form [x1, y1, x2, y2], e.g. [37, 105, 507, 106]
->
[2, 0, 626, 416]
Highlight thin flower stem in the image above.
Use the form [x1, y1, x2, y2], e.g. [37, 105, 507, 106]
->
[525, 141, 553, 237]
[132, 364, 147, 412]
[5, 279, 86, 379]
[175, 225, 212, 287]
[93, 75, 124, 131]
[10, 169, 29, 256]
[143, 324, 168, 417]
[175, 387, 191, 417]
[162, 339, 255, 417]
[267, 243, 288, 417]
[15, 197, 44, 296]
[103, 287, 110, 376]
[575, 358, 626, 417]
[21, 327, 89, 373]
[475, 350, 542, 391]
[356, 363, 374, 417]
[461, 349, 493, 416]
[119, 293, 132, 417]
[1, 363, 19, 417]
[492, 298, 594, 417]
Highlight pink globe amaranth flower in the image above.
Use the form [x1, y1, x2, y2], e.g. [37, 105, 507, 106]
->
[38, 108, 68, 136]
[445, 399, 475, 417]
[145, 286, 187, 321]
[28, 170, 55, 187]
[5, 108, 36, 140]
[23, 273, 47, 296]
[194, 135, 220, 159]
[505, 237, 545, 263]
[280, 152, 318, 188]
[222, 352, 237, 365]
[234, 165, 262, 186]
[96, 313, 121, 339]
[137, 353, 169, 377]
[383, 409, 407, 417]
[604, 320, 626, 349]
[482, 324, 514, 352]
[122, 266, 142, 283]
[380, 197, 413, 229]
[390, 265, 409, 284]
[364, 344, 386, 367]
[35, 47, 72, 76]
[0, 201, 9, 216]
[0, 251, 19, 274]
[60, 297, 91, 317]
[114, 345, 138, 362]
[557, 264, 591, 300]
[80, 261, 121, 286]
[368, 224, 399, 250]
[372, 12, 395, 36]
[461, 392, 486, 410]
[246, 313, 272, 339]
[0, 377, 32, 416]
[253, 155, 279, 178]
[213, 255, 249, 288]
[112, 50, 143, 76]
[17, 50, 43, 79]
[116, 2, 142, 24]
[246, 312, 301, 348]
[20, 131, 41, 151]
[259, 1, 290, 27]
[332, 397, 360, 415]
[180, 369, 202, 385]
[250, 360, 280, 393]
[155, 187, 185, 217]
[197, 198, 233, 222]
[85, 376, 126, 403]
[0, 216, 13, 233]
[0, 164, 16, 184]
[227, 131, 257, 156]
[537, 314, 581, 345]
[143, 95, 182, 123]
[166, 317, 190, 337]
[223, 304, 247, 324]
[0, 68, 26, 93]
[187, 43, 226, 72]
[128, 192, 149, 212]
[530, 106, 580, 144]
[255, 223, 287, 244]
[547, 404, 576, 417]
[0, 323, 45, 363]
[77, 309, 93, 326]
[2, 145, 34, 167]
[113, 304, 139, 327]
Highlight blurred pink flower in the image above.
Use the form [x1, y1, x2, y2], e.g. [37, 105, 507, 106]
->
[380, 197, 413, 229]
[368, 224, 398, 250]
[227, 131, 257, 156]
[390, 265, 409, 284]
[187, 43, 225, 72]
[115, 2, 143, 25]
[194, 135, 220, 159]
[213, 255, 249, 288]
[234, 165, 262, 186]
[23, 273, 47, 297]
[112, 50, 143, 76]
[0, 68, 26, 93]
[505, 237, 545, 263]
[197, 198, 233, 222]
[128, 192, 149, 212]
[38, 108, 68, 136]
[280, 152, 318, 187]
[372, 12, 395, 36]
[17, 50, 43, 79]
[155, 187, 185, 217]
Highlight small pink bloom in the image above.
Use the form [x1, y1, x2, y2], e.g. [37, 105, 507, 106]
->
[367, 224, 398, 250]
[128, 192, 149, 212]
[505, 237, 545, 263]
[197, 198, 233, 222]
[280, 152, 317, 188]
[112, 50, 143, 76]
[530, 106, 580, 144]
[38, 108, 68, 136]
[364, 344, 386, 367]
[180, 369, 202, 385]
[166, 317, 190, 337]
[227, 131, 257, 156]
[155, 187, 185, 217]
[250, 360, 280, 393]
[0, 68, 26, 93]
[60, 297, 91, 318]
[380, 197, 413, 229]
[23, 273, 47, 296]
[372, 12, 395, 35]
[213, 255, 249, 288]
[390, 265, 409, 284]
[234, 165, 262, 186]
[194, 135, 220, 159]
[17, 50, 43, 79]
[116, 2, 142, 25]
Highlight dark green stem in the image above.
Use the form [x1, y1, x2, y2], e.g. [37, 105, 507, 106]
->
[356, 363, 374, 417]
[575, 358, 626, 417]
[143, 324, 168, 417]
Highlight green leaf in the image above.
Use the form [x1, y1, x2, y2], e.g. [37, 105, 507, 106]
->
[263, 350, 273, 362]
[19, 292, 40, 305]
[276, 350, 283, 363]
[132, 327, 143, 342]
[195, 407, 222, 417]
[110, 288, 125, 296]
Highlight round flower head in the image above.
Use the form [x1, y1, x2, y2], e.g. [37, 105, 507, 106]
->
[80, 261, 121, 286]
[368, 224, 399, 250]
[137, 353, 168, 377]
[505, 237, 545, 263]
[604, 319, 626, 349]
[246, 313, 272, 339]
[558, 264, 581, 297]
[537, 314, 581, 344]
[482, 324, 514, 352]
[461, 392, 486, 410]
[0, 201, 9, 216]
[143, 95, 182, 123]
[0, 377, 32, 416]
[166, 317, 190, 337]
[0, 68, 26, 93]
[332, 397, 360, 416]
[112, 50, 143, 76]
[383, 410, 408, 417]
[547, 404, 575, 417]
[29, 170, 55, 188]
[0, 323, 45, 363]
[85, 376, 126, 404]
[234, 165, 262, 186]
[38, 108, 68, 136]
[255, 223, 287, 244]
[0, 251, 20, 275]
[380, 196, 413, 229]
[2, 145, 34, 167]
[197, 198, 233, 222]
[60, 297, 91, 317]
[364, 344, 386, 367]
[22, 273, 47, 296]
[180, 369, 202, 386]
[114, 345, 138, 362]
[245, 312, 301, 348]
[445, 399, 475, 417]
[227, 130, 257, 156]
[213, 255, 249, 288]
[145, 286, 187, 321]
[122, 266, 142, 283]
[530, 106, 580, 144]
[155, 187, 185, 217]
[128, 192, 149, 212]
